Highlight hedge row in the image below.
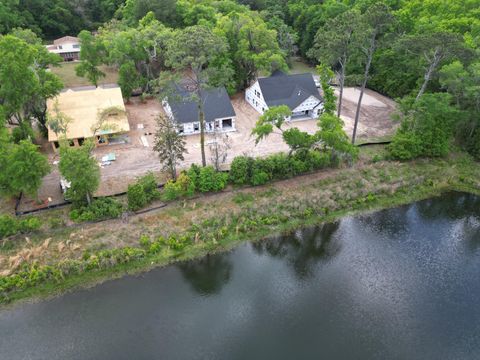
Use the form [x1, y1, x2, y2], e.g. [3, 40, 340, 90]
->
[163, 151, 333, 201]
[229, 151, 332, 186]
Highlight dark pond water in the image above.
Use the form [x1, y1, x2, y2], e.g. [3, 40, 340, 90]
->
[1, 192, 480, 360]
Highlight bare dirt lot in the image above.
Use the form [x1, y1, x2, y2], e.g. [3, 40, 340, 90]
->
[14, 88, 397, 212]
[336, 87, 398, 142]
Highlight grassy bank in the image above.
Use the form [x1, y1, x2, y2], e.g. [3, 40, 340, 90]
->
[1, 152, 479, 306]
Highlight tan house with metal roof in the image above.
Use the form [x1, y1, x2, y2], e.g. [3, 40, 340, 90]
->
[47, 86, 130, 151]
[46, 36, 81, 62]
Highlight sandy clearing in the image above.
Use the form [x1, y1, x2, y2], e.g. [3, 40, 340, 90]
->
[337, 87, 387, 107]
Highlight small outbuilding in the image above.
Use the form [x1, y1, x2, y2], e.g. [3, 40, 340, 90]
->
[47, 86, 130, 151]
[163, 86, 236, 135]
[46, 36, 81, 62]
[245, 70, 324, 120]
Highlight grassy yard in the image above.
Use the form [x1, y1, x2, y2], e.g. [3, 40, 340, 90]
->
[289, 57, 316, 74]
[50, 62, 119, 88]
[1, 148, 479, 305]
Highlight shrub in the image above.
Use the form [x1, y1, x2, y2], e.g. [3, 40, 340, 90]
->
[127, 173, 160, 210]
[198, 166, 228, 192]
[162, 173, 195, 201]
[127, 183, 147, 211]
[176, 173, 196, 197]
[163, 180, 181, 201]
[267, 153, 292, 179]
[19, 217, 41, 232]
[387, 131, 423, 160]
[137, 173, 160, 202]
[252, 171, 270, 186]
[139, 234, 151, 248]
[0, 216, 17, 238]
[303, 151, 331, 170]
[0, 215, 41, 239]
[229, 156, 253, 185]
[291, 157, 308, 175]
[186, 164, 201, 188]
[166, 234, 190, 251]
[69, 198, 123, 222]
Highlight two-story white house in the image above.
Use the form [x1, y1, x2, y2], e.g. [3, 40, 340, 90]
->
[46, 36, 81, 62]
[163, 86, 236, 135]
[245, 70, 324, 120]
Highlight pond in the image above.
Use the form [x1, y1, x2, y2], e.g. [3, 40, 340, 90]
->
[1, 192, 479, 359]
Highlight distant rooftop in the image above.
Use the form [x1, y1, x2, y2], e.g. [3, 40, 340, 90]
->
[53, 36, 79, 45]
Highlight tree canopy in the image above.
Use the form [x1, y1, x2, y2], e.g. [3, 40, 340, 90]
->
[0, 33, 63, 132]
[59, 141, 100, 205]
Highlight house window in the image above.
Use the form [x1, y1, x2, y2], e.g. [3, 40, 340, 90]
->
[58, 45, 63, 50]
[193, 122, 199, 131]
[255, 90, 260, 98]
[222, 118, 232, 128]
[178, 125, 184, 133]
[73, 44, 80, 49]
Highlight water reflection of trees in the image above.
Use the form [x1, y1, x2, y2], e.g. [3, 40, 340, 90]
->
[355, 205, 411, 238]
[417, 192, 480, 253]
[252, 222, 341, 279]
[416, 192, 480, 221]
[177, 254, 232, 296]
[462, 219, 480, 253]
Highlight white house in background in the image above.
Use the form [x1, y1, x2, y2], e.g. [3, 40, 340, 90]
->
[46, 36, 81, 62]
[163, 86, 236, 135]
[245, 70, 324, 120]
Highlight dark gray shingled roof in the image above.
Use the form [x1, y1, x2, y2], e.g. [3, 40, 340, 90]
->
[168, 86, 236, 124]
[258, 70, 322, 110]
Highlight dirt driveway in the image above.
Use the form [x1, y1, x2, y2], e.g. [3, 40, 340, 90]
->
[14, 88, 397, 212]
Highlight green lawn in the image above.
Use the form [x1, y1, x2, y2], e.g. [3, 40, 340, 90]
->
[289, 57, 316, 74]
[50, 62, 119, 89]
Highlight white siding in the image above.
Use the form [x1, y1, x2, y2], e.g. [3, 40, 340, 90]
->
[171, 117, 237, 136]
[291, 95, 323, 119]
[292, 95, 321, 113]
[245, 81, 268, 114]
[46, 42, 80, 55]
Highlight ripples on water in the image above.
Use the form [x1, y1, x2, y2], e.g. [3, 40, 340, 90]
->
[0, 192, 479, 360]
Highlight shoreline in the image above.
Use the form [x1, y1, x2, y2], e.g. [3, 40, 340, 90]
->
[1, 154, 479, 308]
